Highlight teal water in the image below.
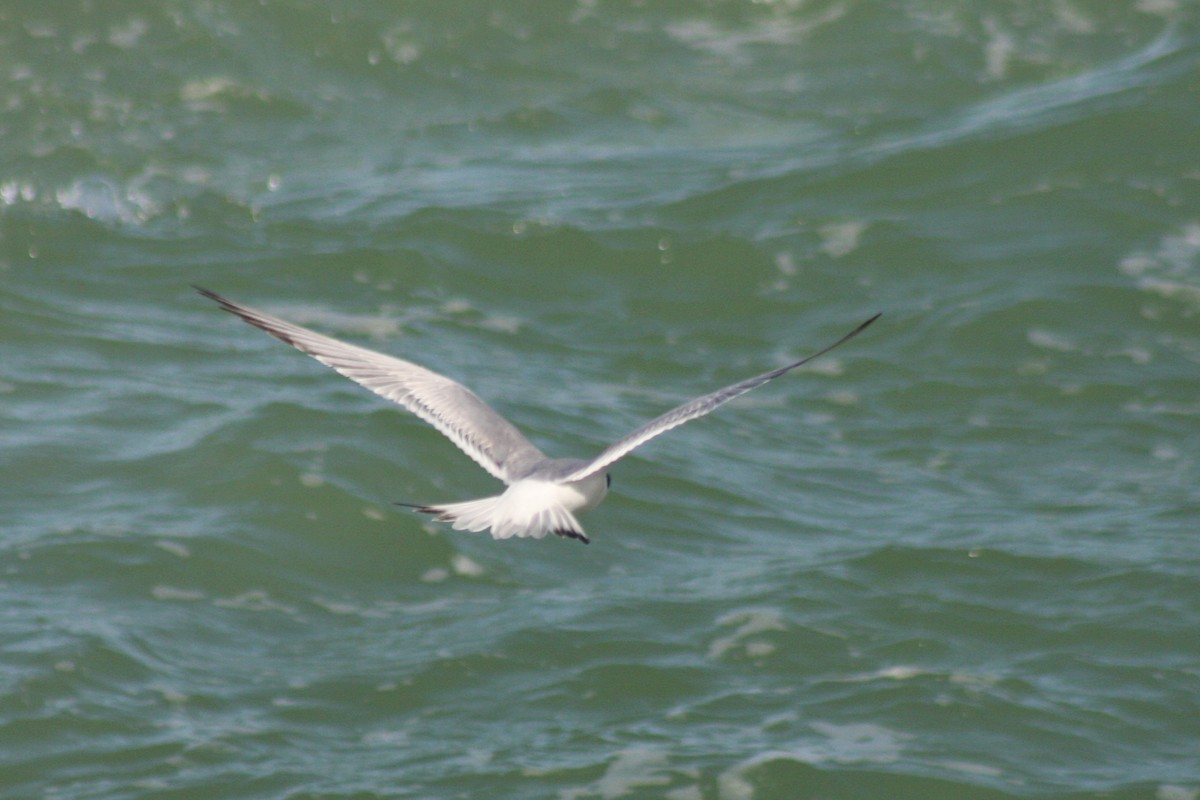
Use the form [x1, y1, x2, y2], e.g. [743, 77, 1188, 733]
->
[2, 2, 1199, 798]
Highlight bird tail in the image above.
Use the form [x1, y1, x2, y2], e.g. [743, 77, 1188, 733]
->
[396, 495, 589, 544]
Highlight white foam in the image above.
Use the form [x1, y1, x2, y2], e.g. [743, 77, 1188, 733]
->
[708, 608, 785, 659]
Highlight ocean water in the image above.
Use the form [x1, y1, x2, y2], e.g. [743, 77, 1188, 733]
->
[2, 1, 1199, 798]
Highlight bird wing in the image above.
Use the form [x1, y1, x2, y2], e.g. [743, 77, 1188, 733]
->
[561, 313, 880, 483]
[196, 287, 547, 484]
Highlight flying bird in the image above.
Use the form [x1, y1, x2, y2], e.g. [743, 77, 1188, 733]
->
[196, 287, 878, 544]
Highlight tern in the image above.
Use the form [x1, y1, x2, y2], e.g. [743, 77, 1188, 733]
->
[197, 287, 878, 544]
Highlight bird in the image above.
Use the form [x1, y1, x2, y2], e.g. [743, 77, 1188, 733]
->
[196, 286, 878, 544]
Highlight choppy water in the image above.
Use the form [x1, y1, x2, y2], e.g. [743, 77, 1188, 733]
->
[3, 2, 1199, 798]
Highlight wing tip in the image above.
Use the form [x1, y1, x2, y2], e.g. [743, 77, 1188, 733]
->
[194, 284, 251, 320]
[193, 284, 231, 304]
[553, 527, 590, 545]
[395, 501, 451, 521]
[845, 311, 882, 340]
[195, 285, 308, 349]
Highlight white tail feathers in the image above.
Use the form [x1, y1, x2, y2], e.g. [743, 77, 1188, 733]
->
[405, 489, 590, 544]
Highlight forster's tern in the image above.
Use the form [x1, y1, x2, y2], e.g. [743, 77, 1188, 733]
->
[197, 287, 878, 544]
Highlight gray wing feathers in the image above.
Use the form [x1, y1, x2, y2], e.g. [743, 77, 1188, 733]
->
[563, 313, 880, 482]
[196, 287, 546, 483]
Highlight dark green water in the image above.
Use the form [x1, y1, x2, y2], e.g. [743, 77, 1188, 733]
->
[2, 2, 1198, 798]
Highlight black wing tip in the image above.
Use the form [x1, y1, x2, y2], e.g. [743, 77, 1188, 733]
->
[394, 502, 459, 524]
[193, 285, 229, 305]
[853, 311, 882, 336]
[553, 528, 590, 545]
[193, 285, 244, 316]
[195, 285, 307, 347]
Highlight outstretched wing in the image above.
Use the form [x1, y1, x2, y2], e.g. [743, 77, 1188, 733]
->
[196, 287, 547, 484]
[561, 313, 880, 483]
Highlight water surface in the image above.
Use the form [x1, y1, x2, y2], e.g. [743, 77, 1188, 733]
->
[2, 2, 1198, 798]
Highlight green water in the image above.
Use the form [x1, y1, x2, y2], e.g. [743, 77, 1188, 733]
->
[2, 2, 1198, 798]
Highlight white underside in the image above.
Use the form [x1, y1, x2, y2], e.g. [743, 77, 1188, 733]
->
[425, 473, 608, 541]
